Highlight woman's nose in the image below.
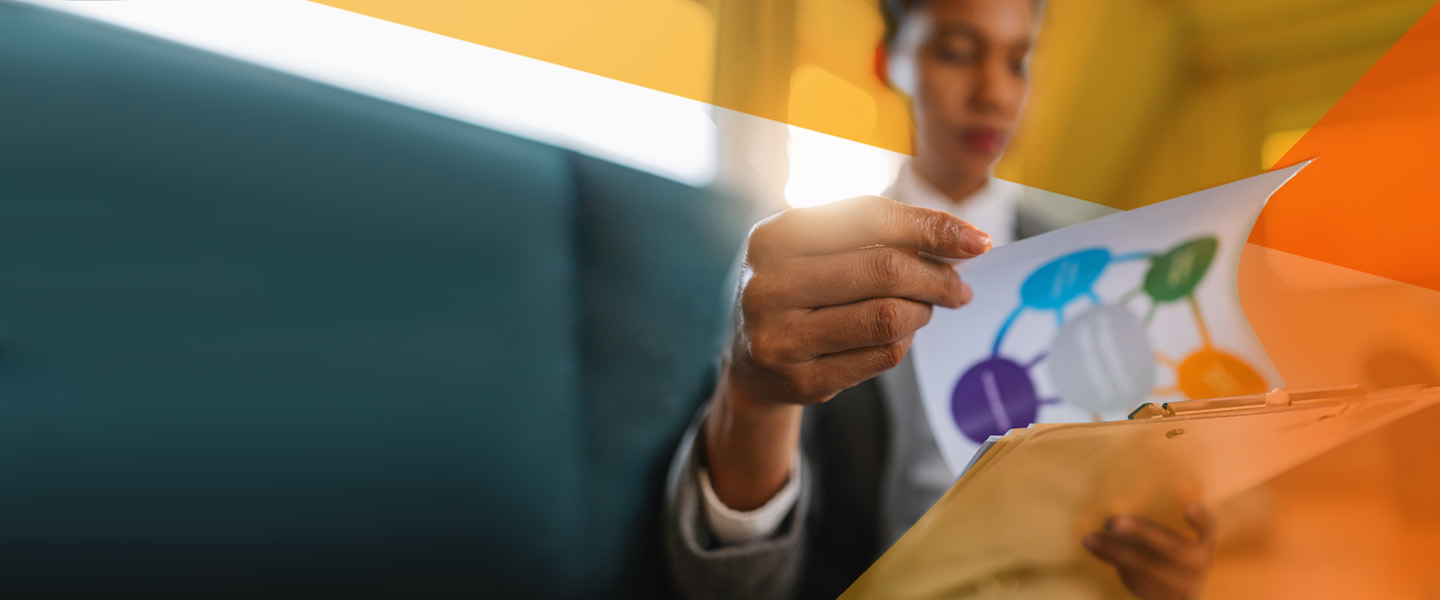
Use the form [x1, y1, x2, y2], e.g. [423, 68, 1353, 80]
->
[970, 59, 1022, 116]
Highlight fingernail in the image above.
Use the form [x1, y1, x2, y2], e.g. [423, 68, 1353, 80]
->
[963, 228, 991, 254]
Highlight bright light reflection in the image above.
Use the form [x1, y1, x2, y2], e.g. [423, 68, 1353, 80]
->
[784, 126, 907, 208]
[44, 0, 718, 186]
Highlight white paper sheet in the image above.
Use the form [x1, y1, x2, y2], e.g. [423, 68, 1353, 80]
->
[914, 164, 1308, 475]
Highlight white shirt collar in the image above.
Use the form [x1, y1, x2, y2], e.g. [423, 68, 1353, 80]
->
[886, 163, 1019, 247]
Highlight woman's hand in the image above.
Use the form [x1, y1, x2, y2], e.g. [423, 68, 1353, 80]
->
[704, 195, 990, 510]
[1083, 503, 1218, 600]
[726, 195, 988, 408]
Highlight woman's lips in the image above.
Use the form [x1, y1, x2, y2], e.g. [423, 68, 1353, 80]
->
[960, 127, 1005, 157]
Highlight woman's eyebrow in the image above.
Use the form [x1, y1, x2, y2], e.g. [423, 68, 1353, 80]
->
[931, 23, 984, 45]
[931, 23, 1034, 53]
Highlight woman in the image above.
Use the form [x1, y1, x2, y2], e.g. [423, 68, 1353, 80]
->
[664, 1, 1216, 599]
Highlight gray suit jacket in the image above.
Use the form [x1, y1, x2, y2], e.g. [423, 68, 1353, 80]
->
[662, 199, 1107, 600]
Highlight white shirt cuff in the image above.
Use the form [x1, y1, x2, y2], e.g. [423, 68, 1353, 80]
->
[697, 452, 802, 545]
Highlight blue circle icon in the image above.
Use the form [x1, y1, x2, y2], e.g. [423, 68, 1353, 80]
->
[1020, 248, 1111, 310]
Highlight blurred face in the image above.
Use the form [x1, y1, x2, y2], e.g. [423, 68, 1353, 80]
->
[888, 0, 1037, 190]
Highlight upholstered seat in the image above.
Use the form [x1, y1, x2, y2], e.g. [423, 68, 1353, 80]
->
[0, 2, 744, 596]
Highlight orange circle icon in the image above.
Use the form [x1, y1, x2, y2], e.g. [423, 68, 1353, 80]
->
[1176, 349, 1268, 399]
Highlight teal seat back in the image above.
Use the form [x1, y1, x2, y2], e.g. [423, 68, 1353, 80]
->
[0, 2, 743, 596]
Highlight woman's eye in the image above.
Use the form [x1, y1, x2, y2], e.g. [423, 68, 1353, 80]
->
[936, 45, 977, 63]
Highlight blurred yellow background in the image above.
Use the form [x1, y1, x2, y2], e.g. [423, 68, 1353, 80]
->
[316, 0, 1433, 209]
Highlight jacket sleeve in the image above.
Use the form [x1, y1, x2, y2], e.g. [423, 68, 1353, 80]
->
[662, 404, 816, 600]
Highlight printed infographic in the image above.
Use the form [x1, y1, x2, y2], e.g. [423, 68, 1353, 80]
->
[914, 165, 1306, 474]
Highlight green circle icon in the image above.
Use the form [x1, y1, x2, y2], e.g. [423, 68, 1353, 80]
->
[1144, 237, 1217, 302]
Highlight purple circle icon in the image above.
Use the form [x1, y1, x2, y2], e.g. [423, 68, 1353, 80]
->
[951, 357, 1039, 443]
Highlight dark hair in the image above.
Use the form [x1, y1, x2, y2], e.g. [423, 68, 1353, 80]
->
[880, 0, 1045, 48]
[879, 0, 920, 49]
